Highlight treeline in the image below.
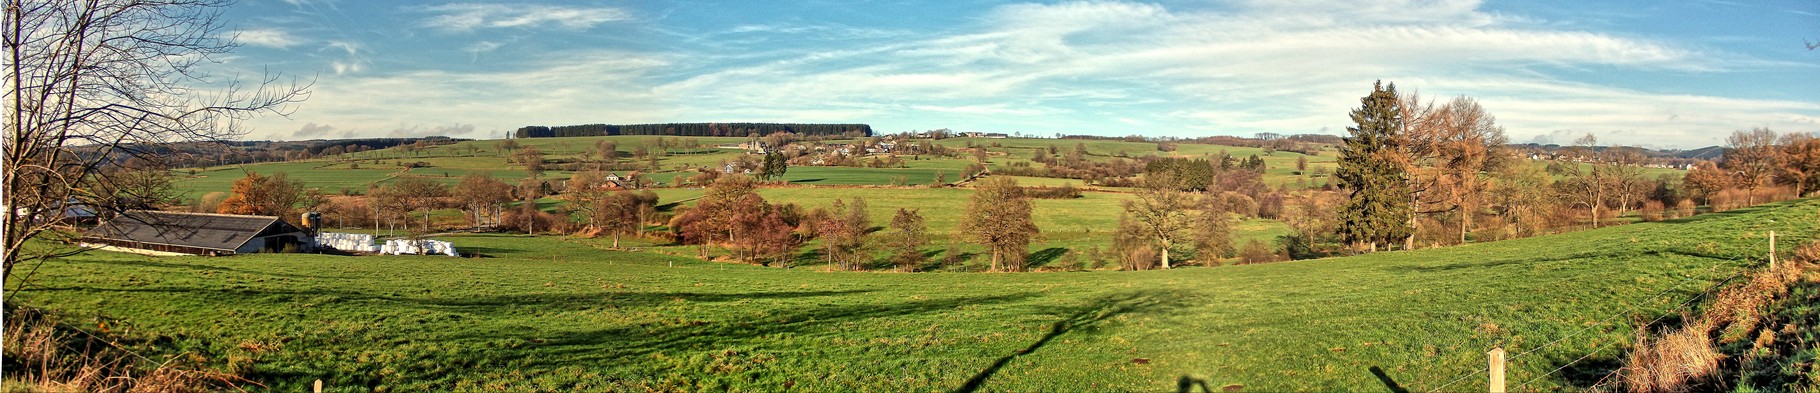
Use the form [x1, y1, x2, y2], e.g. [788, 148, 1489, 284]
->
[129, 137, 462, 169]
[514, 123, 873, 138]
[1320, 82, 1820, 257]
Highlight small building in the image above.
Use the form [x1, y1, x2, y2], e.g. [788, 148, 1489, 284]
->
[80, 210, 313, 256]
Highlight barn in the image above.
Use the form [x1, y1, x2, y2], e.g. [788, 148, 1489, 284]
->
[80, 210, 312, 256]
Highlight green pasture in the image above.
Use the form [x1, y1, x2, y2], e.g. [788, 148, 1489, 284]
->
[12, 198, 1817, 391]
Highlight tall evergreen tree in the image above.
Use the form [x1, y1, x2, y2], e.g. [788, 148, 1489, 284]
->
[1335, 81, 1413, 252]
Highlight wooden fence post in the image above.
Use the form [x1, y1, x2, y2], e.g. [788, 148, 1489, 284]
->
[1769, 231, 1776, 269]
[314, 379, 323, 393]
[1488, 347, 1505, 393]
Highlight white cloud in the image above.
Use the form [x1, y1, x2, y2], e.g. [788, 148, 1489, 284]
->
[415, 3, 630, 33]
[322, 40, 366, 75]
[245, 50, 674, 140]
[237, 0, 1817, 148]
[236, 28, 302, 49]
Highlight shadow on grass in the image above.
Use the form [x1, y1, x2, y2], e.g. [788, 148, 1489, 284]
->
[36, 285, 877, 316]
[1380, 251, 1584, 273]
[455, 245, 519, 256]
[71, 258, 351, 280]
[789, 178, 827, 184]
[952, 290, 1194, 393]
[1369, 366, 1408, 393]
[1025, 247, 1068, 269]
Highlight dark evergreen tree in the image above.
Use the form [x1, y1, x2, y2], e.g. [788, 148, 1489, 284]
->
[1335, 81, 1413, 252]
[759, 151, 789, 181]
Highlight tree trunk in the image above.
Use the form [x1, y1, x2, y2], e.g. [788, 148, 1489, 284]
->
[1460, 210, 1469, 244]
[1159, 240, 1171, 269]
[991, 248, 1001, 272]
[612, 232, 620, 249]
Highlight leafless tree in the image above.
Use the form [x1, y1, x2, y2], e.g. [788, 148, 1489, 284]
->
[1725, 128, 1780, 205]
[4, 0, 310, 282]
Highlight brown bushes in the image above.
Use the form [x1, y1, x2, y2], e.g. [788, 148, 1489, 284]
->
[1621, 319, 1722, 393]
[1237, 240, 1281, 265]
[1613, 240, 1818, 393]
[1708, 185, 1798, 212]
[1639, 201, 1666, 222]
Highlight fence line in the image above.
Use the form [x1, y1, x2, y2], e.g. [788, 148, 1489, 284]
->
[1423, 264, 1747, 392]
[1507, 267, 1727, 362]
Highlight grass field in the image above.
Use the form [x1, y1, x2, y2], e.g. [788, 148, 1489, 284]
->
[11, 198, 1816, 391]
[171, 136, 1402, 196]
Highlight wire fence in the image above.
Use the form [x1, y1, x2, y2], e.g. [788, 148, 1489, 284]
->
[1420, 264, 1750, 392]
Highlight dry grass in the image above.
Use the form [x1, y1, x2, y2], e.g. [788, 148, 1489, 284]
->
[1614, 239, 1820, 393]
[1620, 319, 1722, 393]
[2, 305, 257, 393]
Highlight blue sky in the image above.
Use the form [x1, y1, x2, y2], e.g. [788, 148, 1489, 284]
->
[218, 0, 1820, 149]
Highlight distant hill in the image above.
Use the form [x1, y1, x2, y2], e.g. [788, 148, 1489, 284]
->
[1670, 145, 1726, 160]
[514, 123, 873, 139]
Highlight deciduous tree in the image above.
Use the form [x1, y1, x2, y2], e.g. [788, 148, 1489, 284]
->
[218, 172, 307, 217]
[386, 177, 449, 234]
[456, 172, 513, 227]
[1777, 132, 1820, 197]
[1124, 174, 1196, 269]
[4, 0, 307, 279]
[1725, 128, 1779, 205]
[888, 208, 929, 272]
[960, 177, 1038, 271]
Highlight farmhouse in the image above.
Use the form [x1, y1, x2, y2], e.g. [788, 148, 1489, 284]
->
[80, 210, 313, 256]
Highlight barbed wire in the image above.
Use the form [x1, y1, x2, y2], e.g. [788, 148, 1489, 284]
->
[1513, 271, 1741, 391]
[1421, 264, 1745, 392]
[1507, 268, 1732, 362]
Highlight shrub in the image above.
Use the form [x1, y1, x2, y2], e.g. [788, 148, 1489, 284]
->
[1120, 246, 1156, 271]
[1238, 240, 1279, 264]
[1023, 184, 1082, 199]
[1675, 199, 1697, 218]
[501, 207, 570, 234]
[1640, 200, 1666, 222]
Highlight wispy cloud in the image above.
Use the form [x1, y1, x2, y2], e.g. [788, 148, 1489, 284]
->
[234, 0, 1818, 149]
[236, 28, 302, 49]
[414, 3, 630, 33]
[321, 40, 366, 75]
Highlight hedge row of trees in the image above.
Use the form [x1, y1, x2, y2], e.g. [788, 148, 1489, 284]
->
[514, 123, 873, 138]
[1320, 81, 1820, 256]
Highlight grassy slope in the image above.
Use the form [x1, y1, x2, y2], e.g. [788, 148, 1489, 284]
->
[12, 199, 1816, 391]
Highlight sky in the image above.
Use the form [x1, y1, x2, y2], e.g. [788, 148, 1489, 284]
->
[214, 0, 1820, 149]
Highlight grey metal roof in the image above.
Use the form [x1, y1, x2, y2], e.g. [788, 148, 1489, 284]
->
[83, 210, 301, 252]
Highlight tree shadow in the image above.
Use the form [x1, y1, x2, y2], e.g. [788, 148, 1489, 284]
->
[1175, 376, 1216, 392]
[1381, 249, 1618, 273]
[69, 258, 349, 280]
[454, 245, 518, 256]
[789, 178, 827, 184]
[953, 290, 1193, 393]
[1024, 247, 1068, 269]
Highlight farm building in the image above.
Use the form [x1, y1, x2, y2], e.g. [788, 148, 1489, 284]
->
[80, 210, 313, 256]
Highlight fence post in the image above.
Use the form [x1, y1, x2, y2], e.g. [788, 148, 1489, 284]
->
[1769, 231, 1776, 269]
[1488, 347, 1506, 393]
[314, 379, 323, 393]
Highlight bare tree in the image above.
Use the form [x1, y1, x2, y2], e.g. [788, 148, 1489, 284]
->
[1725, 128, 1779, 205]
[960, 177, 1038, 272]
[455, 172, 513, 227]
[1551, 134, 1608, 228]
[4, 0, 309, 282]
[1124, 173, 1195, 269]
[1778, 132, 1820, 197]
